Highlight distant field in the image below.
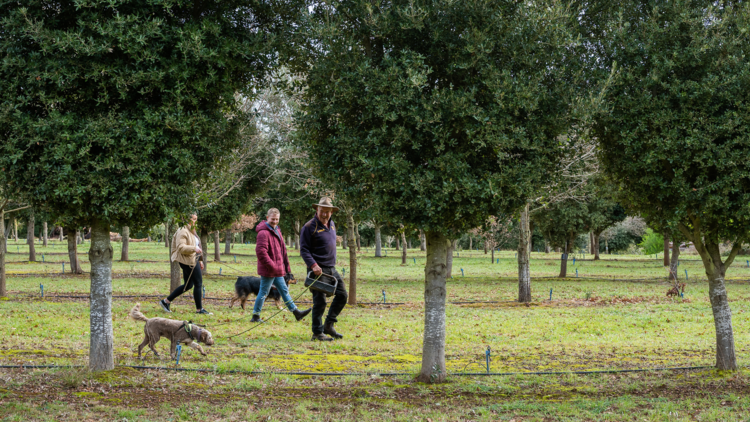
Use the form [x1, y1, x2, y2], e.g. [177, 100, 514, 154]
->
[1, 240, 749, 421]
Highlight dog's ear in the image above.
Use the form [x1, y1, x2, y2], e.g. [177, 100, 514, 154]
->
[201, 330, 207, 343]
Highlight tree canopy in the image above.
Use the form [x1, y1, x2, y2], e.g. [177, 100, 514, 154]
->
[298, 0, 583, 382]
[0, 0, 303, 370]
[589, 0, 750, 370]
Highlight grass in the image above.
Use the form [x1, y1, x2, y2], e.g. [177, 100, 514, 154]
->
[1, 239, 750, 420]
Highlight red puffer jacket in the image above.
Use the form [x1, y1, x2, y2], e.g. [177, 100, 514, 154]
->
[255, 221, 291, 277]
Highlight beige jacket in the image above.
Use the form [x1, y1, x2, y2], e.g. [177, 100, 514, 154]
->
[171, 227, 199, 267]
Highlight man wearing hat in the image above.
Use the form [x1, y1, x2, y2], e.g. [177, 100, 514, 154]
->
[300, 197, 347, 341]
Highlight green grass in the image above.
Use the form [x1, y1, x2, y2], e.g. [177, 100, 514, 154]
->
[2, 240, 750, 420]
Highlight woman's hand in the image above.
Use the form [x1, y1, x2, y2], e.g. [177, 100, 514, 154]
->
[195, 246, 203, 255]
[199, 261, 205, 270]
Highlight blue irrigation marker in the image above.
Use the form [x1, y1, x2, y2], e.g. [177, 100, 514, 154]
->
[219, 267, 222, 275]
[234, 255, 236, 263]
[203, 286, 205, 300]
[62, 262, 65, 274]
[496, 258, 499, 264]
[460, 268, 464, 277]
[343, 268, 346, 276]
[685, 269, 688, 280]
[413, 258, 416, 264]
[382, 290, 386, 304]
[747, 260, 749, 268]
[576, 268, 579, 278]
[485, 347, 491, 374]
[573, 257, 576, 265]
[549, 288, 553, 301]
[175, 345, 182, 365]
[42, 254, 44, 263]
[457, 252, 459, 257]
[40, 284, 44, 298]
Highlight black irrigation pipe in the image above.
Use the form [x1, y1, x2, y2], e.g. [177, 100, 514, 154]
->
[0, 364, 717, 377]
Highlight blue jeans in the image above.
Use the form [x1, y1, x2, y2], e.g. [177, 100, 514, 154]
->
[253, 276, 297, 315]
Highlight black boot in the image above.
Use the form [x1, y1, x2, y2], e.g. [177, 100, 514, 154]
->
[293, 308, 312, 321]
[323, 321, 343, 339]
[311, 333, 333, 342]
[250, 314, 261, 323]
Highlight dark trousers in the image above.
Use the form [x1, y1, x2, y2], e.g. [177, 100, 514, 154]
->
[167, 262, 203, 310]
[310, 266, 347, 334]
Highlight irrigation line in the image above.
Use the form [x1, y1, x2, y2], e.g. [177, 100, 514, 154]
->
[0, 364, 717, 377]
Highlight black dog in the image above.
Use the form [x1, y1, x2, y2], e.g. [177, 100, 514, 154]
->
[229, 273, 296, 310]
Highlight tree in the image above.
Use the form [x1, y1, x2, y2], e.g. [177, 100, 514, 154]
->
[589, 0, 750, 370]
[121, 226, 130, 262]
[587, 193, 626, 260]
[299, 0, 578, 382]
[533, 199, 591, 277]
[0, 0, 300, 370]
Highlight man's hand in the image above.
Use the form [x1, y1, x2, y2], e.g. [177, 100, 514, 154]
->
[312, 264, 322, 276]
[199, 261, 205, 270]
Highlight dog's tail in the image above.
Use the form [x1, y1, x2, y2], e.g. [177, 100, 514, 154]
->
[129, 303, 149, 322]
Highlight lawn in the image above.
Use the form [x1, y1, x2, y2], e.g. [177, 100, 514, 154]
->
[1, 239, 750, 421]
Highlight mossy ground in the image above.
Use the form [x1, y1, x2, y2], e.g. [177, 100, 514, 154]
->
[1, 240, 750, 420]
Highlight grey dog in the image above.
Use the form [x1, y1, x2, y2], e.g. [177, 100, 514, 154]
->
[129, 303, 214, 359]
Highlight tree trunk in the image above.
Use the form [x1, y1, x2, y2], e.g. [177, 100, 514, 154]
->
[589, 232, 595, 255]
[401, 229, 407, 265]
[347, 213, 358, 306]
[42, 221, 48, 247]
[417, 230, 448, 383]
[707, 268, 737, 370]
[294, 220, 301, 250]
[446, 240, 454, 278]
[224, 229, 231, 255]
[669, 239, 680, 281]
[484, 240, 487, 254]
[27, 211, 36, 262]
[469, 236, 472, 251]
[214, 231, 221, 262]
[663, 232, 670, 266]
[394, 236, 399, 251]
[559, 237, 571, 278]
[374, 224, 382, 257]
[200, 230, 209, 276]
[120, 226, 129, 261]
[0, 210, 6, 297]
[164, 223, 169, 247]
[88, 218, 114, 371]
[420, 230, 426, 251]
[13, 218, 18, 242]
[545, 242, 550, 253]
[355, 224, 361, 250]
[58, 226, 64, 242]
[66, 228, 83, 274]
[594, 232, 601, 260]
[342, 231, 348, 249]
[518, 203, 531, 302]
[170, 221, 181, 291]
[239, 231, 244, 245]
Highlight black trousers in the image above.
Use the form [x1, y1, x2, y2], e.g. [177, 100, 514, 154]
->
[310, 266, 347, 334]
[167, 262, 203, 310]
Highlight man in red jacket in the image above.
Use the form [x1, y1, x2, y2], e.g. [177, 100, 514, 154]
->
[251, 208, 311, 323]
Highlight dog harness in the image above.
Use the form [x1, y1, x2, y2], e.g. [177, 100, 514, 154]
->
[180, 321, 202, 342]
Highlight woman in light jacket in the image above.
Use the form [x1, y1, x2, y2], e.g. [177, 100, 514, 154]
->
[160, 213, 211, 315]
[251, 208, 310, 323]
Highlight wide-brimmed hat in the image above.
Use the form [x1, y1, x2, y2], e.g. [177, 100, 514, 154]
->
[312, 197, 339, 213]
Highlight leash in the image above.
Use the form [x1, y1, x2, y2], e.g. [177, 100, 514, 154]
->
[223, 274, 325, 338]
